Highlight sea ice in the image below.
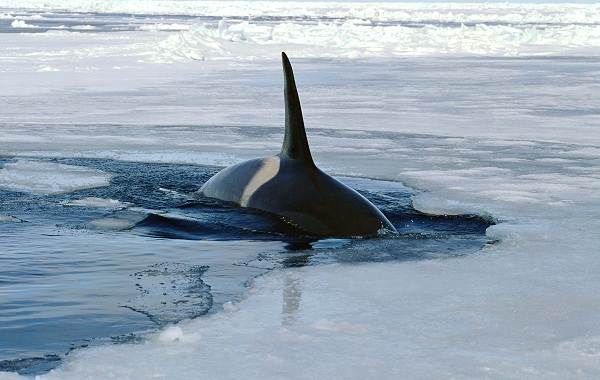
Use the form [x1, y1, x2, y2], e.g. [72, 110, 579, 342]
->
[0, 160, 111, 194]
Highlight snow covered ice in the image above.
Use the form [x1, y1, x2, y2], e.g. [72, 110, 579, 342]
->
[1, 1, 600, 379]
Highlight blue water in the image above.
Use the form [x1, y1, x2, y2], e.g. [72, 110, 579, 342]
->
[0, 157, 492, 375]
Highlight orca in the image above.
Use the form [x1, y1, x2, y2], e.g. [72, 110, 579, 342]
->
[199, 52, 396, 237]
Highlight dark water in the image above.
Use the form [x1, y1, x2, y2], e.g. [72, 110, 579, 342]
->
[0, 157, 493, 375]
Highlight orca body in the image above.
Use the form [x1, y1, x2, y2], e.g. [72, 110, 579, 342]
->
[200, 53, 396, 237]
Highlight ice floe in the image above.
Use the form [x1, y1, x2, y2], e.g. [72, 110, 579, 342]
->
[0, 160, 111, 194]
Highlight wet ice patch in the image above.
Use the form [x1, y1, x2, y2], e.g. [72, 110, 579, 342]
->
[62, 197, 131, 209]
[124, 263, 213, 325]
[0, 160, 111, 194]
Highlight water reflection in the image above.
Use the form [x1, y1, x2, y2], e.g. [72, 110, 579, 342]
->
[281, 274, 303, 327]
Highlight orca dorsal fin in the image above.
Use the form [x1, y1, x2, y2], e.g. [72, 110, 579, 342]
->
[281, 52, 314, 166]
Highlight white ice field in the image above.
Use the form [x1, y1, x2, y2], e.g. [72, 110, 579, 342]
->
[1, 1, 600, 379]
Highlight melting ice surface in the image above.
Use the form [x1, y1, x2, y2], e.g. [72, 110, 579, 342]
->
[1, 1, 600, 379]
